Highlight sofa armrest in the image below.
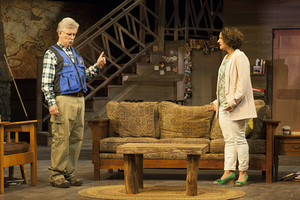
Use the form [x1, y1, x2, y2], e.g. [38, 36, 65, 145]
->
[86, 119, 110, 162]
[264, 119, 280, 183]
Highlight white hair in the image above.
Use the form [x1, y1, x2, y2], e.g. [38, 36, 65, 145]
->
[57, 17, 79, 33]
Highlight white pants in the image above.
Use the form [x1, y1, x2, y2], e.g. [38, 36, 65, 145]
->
[219, 109, 249, 171]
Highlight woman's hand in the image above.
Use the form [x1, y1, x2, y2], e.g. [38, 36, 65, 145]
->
[223, 102, 232, 111]
[210, 102, 217, 111]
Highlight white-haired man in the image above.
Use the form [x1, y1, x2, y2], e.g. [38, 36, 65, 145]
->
[41, 17, 106, 188]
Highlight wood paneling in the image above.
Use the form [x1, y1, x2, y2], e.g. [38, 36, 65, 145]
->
[224, 0, 300, 109]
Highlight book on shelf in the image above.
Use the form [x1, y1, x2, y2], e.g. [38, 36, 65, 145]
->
[291, 130, 300, 135]
[253, 58, 266, 74]
[252, 88, 264, 92]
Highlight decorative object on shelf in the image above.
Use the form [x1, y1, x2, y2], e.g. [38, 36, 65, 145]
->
[159, 61, 165, 68]
[162, 49, 178, 63]
[282, 125, 291, 135]
[182, 38, 220, 99]
[253, 58, 266, 74]
[184, 86, 193, 99]
[160, 70, 165, 75]
[203, 40, 211, 55]
[291, 130, 300, 135]
[190, 39, 196, 48]
[172, 66, 178, 73]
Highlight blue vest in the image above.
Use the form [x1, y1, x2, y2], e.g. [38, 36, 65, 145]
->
[49, 45, 87, 95]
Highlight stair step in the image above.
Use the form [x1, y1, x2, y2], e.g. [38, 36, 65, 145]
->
[122, 74, 184, 82]
[136, 62, 154, 75]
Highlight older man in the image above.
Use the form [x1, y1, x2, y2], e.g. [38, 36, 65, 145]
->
[41, 17, 106, 188]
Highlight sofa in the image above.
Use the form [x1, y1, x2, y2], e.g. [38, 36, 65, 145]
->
[86, 100, 280, 183]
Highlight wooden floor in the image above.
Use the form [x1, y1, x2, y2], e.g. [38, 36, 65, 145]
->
[1, 141, 300, 199]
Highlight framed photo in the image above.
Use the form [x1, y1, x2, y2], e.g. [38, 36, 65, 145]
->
[253, 66, 261, 74]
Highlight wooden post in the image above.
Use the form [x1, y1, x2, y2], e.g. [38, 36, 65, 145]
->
[124, 154, 138, 194]
[0, 125, 4, 194]
[185, 0, 189, 40]
[36, 55, 44, 132]
[186, 155, 200, 196]
[157, 0, 166, 51]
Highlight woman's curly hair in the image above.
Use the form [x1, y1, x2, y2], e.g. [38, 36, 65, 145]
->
[221, 27, 244, 50]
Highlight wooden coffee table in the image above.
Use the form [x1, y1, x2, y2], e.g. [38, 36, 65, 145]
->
[116, 143, 209, 196]
[274, 134, 300, 181]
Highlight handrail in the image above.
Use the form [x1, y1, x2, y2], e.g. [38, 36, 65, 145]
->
[74, 0, 143, 50]
[84, 40, 158, 100]
[73, 0, 133, 45]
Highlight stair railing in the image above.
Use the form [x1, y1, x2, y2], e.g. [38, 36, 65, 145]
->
[72, 0, 160, 101]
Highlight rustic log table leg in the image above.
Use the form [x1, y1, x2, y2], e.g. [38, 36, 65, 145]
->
[186, 155, 200, 196]
[135, 154, 143, 189]
[124, 154, 138, 194]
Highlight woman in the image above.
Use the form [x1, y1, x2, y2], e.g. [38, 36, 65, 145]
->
[210, 27, 257, 186]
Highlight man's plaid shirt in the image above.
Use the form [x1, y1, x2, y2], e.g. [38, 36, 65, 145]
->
[41, 42, 102, 107]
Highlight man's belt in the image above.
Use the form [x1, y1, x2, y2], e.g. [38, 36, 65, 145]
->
[63, 93, 84, 97]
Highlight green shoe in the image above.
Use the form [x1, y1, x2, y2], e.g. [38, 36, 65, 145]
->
[235, 173, 248, 186]
[214, 173, 236, 185]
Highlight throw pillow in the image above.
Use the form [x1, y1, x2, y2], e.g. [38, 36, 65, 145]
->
[247, 105, 271, 139]
[117, 102, 159, 138]
[158, 101, 214, 139]
[106, 101, 120, 137]
[245, 118, 253, 137]
[210, 117, 223, 140]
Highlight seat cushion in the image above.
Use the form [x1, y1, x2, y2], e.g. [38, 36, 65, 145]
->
[4, 141, 29, 155]
[100, 137, 160, 153]
[99, 153, 266, 161]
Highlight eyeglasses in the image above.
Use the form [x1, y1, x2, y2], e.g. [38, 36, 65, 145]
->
[61, 31, 76, 37]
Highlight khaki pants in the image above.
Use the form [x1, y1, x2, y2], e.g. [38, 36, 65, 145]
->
[49, 95, 85, 180]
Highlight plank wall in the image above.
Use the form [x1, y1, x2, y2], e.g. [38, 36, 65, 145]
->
[224, 0, 300, 107]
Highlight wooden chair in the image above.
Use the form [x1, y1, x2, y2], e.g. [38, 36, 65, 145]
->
[0, 120, 38, 193]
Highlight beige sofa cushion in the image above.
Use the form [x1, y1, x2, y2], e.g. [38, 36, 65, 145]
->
[158, 101, 214, 139]
[117, 102, 159, 138]
[210, 138, 266, 154]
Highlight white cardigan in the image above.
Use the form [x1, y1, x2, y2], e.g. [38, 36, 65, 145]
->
[213, 49, 257, 121]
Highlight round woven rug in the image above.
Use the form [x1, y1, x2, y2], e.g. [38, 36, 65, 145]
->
[78, 184, 246, 199]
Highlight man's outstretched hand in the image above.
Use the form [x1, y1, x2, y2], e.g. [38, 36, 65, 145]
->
[97, 52, 106, 68]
